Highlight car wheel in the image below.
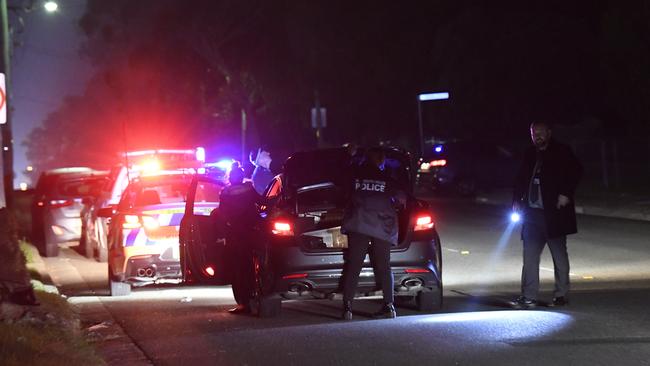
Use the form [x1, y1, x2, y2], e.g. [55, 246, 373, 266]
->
[252, 254, 281, 318]
[108, 266, 131, 296]
[43, 241, 59, 257]
[96, 223, 108, 263]
[83, 226, 94, 259]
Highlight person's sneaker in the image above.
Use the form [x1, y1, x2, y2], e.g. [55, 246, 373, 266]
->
[550, 296, 569, 307]
[508, 296, 537, 309]
[373, 303, 397, 319]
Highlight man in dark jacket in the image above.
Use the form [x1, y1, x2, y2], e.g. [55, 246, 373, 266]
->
[510, 121, 582, 309]
[219, 163, 267, 314]
[340, 147, 405, 320]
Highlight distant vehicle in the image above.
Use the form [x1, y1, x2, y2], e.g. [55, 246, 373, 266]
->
[99, 170, 224, 296]
[416, 140, 518, 196]
[180, 147, 443, 317]
[83, 148, 206, 262]
[31, 168, 109, 257]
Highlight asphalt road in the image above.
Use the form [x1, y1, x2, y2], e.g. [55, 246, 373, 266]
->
[44, 199, 650, 366]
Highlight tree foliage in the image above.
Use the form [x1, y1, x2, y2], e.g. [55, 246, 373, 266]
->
[23, 1, 650, 171]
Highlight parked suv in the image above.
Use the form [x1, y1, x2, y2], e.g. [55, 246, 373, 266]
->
[31, 168, 108, 257]
[180, 147, 443, 317]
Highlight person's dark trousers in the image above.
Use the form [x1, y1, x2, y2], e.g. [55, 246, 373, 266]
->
[342, 232, 394, 304]
[228, 232, 255, 307]
[521, 208, 570, 300]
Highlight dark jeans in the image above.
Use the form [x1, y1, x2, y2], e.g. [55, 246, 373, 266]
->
[226, 231, 255, 307]
[521, 208, 570, 300]
[342, 232, 394, 304]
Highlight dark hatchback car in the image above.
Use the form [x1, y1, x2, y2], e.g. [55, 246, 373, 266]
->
[416, 140, 517, 196]
[180, 147, 443, 316]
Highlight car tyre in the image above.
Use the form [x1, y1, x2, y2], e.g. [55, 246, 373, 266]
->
[43, 242, 59, 257]
[108, 266, 131, 296]
[96, 222, 108, 262]
[252, 254, 281, 318]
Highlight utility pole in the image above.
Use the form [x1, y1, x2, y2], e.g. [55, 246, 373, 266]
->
[241, 108, 247, 164]
[0, 0, 12, 209]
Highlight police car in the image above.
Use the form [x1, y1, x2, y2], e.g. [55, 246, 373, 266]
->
[83, 148, 206, 263]
[99, 169, 224, 296]
[180, 147, 443, 316]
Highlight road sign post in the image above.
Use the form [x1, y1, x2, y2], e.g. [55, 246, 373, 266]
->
[417, 92, 450, 157]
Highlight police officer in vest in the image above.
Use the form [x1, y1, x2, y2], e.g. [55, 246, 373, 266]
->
[340, 147, 405, 320]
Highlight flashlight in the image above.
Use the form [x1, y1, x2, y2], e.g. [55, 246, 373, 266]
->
[510, 212, 521, 223]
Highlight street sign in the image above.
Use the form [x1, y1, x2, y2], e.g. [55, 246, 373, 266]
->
[0, 73, 5, 124]
[311, 107, 327, 129]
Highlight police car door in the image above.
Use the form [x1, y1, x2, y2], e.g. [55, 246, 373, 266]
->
[179, 176, 229, 285]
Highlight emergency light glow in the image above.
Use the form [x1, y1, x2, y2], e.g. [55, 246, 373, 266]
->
[196, 147, 206, 162]
[510, 212, 521, 223]
[215, 159, 235, 170]
[434, 145, 443, 153]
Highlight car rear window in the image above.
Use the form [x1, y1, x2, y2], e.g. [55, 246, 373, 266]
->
[57, 178, 108, 198]
[122, 175, 220, 207]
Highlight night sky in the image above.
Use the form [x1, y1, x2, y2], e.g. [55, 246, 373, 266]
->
[13, 0, 92, 187]
[8, 1, 650, 188]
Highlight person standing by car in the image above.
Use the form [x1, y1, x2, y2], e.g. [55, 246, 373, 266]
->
[340, 147, 405, 320]
[219, 162, 266, 314]
[250, 148, 274, 195]
[510, 121, 582, 309]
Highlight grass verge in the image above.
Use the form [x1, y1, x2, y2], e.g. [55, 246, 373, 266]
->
[1, 241, 105, 366]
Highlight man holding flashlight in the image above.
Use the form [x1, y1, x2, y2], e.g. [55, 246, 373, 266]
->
[510, 121, 582, 309]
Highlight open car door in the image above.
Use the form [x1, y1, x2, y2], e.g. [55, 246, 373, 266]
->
[179, 176, 229, 285]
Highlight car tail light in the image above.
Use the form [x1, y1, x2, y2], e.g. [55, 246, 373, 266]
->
[414, 215, 434, 231]
[51, 225, 65, 236]
[49, 199, 73, 208]
[282, 273, 308, 280]
[405, 268, 430, 274]
[272, 221, 293, 236]
[204, 266, 215, 277]
[142, 215, 160, 230]
[122, 215, 141, 229]
[36, 201, 45, 207]
[430, 159, 447, 167]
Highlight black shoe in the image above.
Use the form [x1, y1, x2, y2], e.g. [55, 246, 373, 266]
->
[228, 305, 251, 314]
[341, 301, 353, 321]
[550, 296, 569, 307]
[373, 303, 397, 319]
[508, 296, 537, 309]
